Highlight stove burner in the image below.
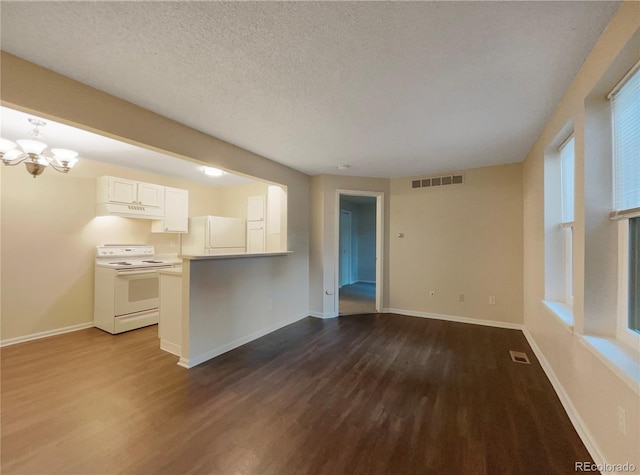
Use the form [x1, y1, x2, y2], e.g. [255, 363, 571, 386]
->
[109, 261, 132, 265]
[142, 260, 164, 264]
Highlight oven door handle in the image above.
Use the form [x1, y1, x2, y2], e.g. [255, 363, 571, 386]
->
[116, 269, 163, 276]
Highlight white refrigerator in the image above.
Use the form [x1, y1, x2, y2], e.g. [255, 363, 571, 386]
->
[181, 216, 246, 255]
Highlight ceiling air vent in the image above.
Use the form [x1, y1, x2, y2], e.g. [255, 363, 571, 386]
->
[411, 173, 464, 190]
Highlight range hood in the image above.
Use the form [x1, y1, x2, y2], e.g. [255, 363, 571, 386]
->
[96, 202, 165, 220]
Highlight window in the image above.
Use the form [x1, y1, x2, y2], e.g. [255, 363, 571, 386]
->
[560, 136, 575, 306]
[543, 127, 575, 325]
[611, 63, 640, 345]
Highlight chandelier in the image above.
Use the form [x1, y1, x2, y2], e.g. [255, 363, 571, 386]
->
[0, 118, 80, 178]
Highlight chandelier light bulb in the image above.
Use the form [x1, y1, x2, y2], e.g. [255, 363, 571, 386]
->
[1, 148, 22, 162]
[0, 138, 17, 154]
[17, 139, 47, 155]
[51, 148, 79, 168]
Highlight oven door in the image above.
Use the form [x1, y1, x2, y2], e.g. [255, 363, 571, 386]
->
[113, 269, 160, 317]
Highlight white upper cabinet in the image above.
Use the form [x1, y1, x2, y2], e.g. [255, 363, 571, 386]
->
[247, 195, 266, 222]
[101, 176, 164, 208]
[137, 182, 165, 207]
[108, 177, 138, 204]
[152, 187, 189, 233]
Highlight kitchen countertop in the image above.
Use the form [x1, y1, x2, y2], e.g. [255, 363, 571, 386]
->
[158, 267, 183, 276]
[180, 251, 292, 260]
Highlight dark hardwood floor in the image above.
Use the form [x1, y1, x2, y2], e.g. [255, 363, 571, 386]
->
[1, 314, 594, 474]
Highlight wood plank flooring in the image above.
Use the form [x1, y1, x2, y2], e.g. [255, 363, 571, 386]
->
[1, 314, 594, 474]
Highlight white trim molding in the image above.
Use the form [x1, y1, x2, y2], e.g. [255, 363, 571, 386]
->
[309, 311, 338, 319]
[382, 308, 523, 330]
[0, 322, 94, 347]
[179, 313, 308, 369]
[160, 340, 181, 357]
[335, 189, 385, 314]
[522, 329, 608, 471]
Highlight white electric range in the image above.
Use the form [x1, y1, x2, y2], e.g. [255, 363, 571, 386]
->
[94, 245, 181, 334]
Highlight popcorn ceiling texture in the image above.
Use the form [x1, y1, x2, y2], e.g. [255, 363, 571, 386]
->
[0, 1, 619, 177]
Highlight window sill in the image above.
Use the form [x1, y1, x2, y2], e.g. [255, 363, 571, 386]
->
[542, 300, 574, 333]
[580, 335, 640, 395]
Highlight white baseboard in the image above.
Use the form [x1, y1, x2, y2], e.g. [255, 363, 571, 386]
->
[522, 329, 607, 471]
[309, 311, 338, 319]
[179, 313, 308, 369]
[160, 340, 181, 356]
[0, 322, 94, 347]
[382, 308, 523, 330]
[177, 357, 190, 368]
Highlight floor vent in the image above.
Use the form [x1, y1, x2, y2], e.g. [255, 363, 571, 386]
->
[509, 351, 530, 364]
[411, 174, 464, 189]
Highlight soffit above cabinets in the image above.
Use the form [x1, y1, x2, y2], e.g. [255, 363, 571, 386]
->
[0, 106, 256, 188]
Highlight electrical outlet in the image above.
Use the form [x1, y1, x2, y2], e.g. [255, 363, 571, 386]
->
[458, 293, 464, 302]
[429, 291, 436, 300]
[489, 296, 496, 305]
[617, 406, 627, 435]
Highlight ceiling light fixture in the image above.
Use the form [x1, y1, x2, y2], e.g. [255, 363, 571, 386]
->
[0, 118, 80, 178]
[201, 166, 225, 177]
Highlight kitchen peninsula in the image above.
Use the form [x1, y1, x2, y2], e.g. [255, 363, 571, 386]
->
[176, 250, 302, 368]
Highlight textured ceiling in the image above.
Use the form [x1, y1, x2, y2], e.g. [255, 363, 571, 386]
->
[0, 1, 620, 178]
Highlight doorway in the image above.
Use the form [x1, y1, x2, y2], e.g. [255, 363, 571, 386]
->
[336, 191, 383, 315]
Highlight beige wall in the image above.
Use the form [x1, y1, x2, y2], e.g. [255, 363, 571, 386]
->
[218, 181, 270, 219]
[522, 2, 639, 467]
[309, 174, 390, 317]
[389, 163, 523, 324]
[0, 52, 309, 345]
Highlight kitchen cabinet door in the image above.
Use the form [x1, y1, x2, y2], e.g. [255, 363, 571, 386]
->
[247, 195, 266, 222]
[137, 182, 165, 207]
[108, 177, 138, 204]
[152, 187, 188, 233]
[247, 220, 265, 253]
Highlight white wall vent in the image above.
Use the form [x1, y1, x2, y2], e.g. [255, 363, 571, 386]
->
[411, 174, 464, 189]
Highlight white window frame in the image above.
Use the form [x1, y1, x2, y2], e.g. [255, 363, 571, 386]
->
[564, 224, 574, 307]
[617, 217, 640, 347]
[560, 135, 575, 308]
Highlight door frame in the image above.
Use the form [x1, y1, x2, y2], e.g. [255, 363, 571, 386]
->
[339, 209, 353, 288]
[334, 189, 384, 313]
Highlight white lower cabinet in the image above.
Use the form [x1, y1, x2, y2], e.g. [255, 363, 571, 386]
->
[158, 269, 182, 356]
